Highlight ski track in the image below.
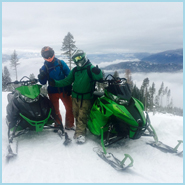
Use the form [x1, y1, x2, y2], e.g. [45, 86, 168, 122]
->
[1, 92, 183, 183]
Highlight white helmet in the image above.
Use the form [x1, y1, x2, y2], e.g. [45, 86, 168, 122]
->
[71, 49, 88, 67]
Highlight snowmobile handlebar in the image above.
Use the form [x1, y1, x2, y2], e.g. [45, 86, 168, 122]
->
[102, 74, 127, 84]
[7, 76, 38, 86]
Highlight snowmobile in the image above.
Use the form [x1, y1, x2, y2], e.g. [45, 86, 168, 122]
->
[5, 76, 71, 161]
[87, 74, 183, 171]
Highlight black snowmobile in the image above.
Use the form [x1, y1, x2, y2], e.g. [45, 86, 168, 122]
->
[87, 74, 183, 170]
[6, 76, 71, 160]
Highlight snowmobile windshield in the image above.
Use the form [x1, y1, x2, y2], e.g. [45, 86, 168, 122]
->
[16, 84, 42, 99]
[106, 84, 131, 100]
[105, 90, 129, 105]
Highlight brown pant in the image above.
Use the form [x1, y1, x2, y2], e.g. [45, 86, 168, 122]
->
[72, 98, 92, 138]
[48, 93, 74, 128]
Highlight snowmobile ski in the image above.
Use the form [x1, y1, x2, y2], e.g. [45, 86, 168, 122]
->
[94, 148, 133, 171]
[6, 140, 18, 161]
[147, 140, 183, 154]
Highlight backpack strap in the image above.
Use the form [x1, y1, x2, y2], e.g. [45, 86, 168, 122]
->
[72, 64, 93, 80]
[72, 63, 96, 108]
[87, 64, 93, 81]
[44, 59, 65, 76]
[57, 59, 67, 77]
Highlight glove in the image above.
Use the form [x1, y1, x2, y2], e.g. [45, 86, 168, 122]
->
[38, 69, 47, 80]
[64, 85, 72, 96]
[49, 79, 55, 87]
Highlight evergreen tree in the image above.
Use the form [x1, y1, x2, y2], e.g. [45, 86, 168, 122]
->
[10, 50, 19, 80]
[61, 32, 77, 70]
[168, 98, 173, 114]
[132, 84, 141, 100]
[2, 66, 12, 91]
[140, 78, 149, 110]
[29, 73, 35, 80]
[167, 89, 171, 108]
[158, 82, 164, 106]
[154, 95, 160, 109]
[113, 71, 119, 79]
[149, 82, 156, 111]
[125, 69, 133, 91]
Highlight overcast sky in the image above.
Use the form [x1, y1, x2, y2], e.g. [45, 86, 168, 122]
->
[2, 2, 183, 55]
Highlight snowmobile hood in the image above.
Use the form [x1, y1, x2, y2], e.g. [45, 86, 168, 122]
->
[16, 84, 42, 99]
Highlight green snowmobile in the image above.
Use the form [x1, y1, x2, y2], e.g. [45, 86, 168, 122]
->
[6, 76, 71, 161]
[87, 74, 183, 170]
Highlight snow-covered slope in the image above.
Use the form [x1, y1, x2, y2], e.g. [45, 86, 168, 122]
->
[1, 92, 183, 183]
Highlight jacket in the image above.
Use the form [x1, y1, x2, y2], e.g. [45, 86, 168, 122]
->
[54, 61, 103, 100]
[39, 58, 70, 94]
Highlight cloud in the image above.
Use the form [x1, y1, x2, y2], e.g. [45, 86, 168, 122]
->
[2, 2, 183, 55]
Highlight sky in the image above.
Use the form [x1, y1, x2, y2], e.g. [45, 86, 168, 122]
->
[2, 2, 183, 55]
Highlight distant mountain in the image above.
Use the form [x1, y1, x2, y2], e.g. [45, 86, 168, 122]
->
[102, 61, 182, 73]
[141, 48, 183, 64]
[88, 52, 150, 63]
[102, 48, 183, 73]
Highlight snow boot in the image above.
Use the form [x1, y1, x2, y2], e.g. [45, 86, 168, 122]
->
[76, 135, 85, 144]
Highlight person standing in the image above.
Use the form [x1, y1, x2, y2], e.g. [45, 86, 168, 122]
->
[49, 49, 103, 144]
[38, 46, 75, 130]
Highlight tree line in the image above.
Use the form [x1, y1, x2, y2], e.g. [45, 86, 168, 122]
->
[120, 69, 182, 116]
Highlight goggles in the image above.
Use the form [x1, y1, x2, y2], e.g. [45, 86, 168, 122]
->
[44, 55, 55, 62]
[72, 54, 85, 63]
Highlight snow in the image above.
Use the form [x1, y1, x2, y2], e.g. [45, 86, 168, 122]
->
[1, 92, 183, 183]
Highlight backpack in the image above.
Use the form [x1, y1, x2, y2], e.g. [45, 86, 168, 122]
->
[71, 63, 97, 107]
[44, 59, 72, 96]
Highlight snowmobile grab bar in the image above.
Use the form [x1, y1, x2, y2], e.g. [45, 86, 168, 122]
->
[7, 76, 38, 86]
[104, 74, 127, 82]
[101, 74, 127, 86]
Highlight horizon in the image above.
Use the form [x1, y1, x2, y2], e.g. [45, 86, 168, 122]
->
[2, 47, 183, 57]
